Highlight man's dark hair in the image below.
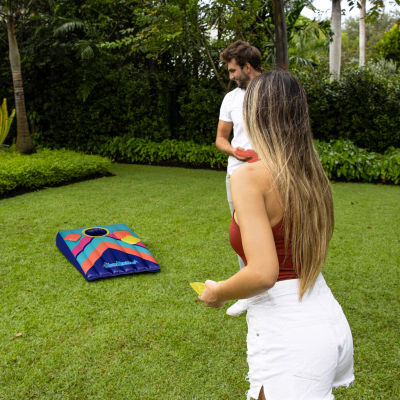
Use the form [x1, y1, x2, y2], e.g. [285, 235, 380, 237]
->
[220, 40, 262, 72]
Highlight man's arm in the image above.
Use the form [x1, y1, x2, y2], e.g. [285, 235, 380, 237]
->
[216, 120, 249, 161]
[216, 120, 234, 156]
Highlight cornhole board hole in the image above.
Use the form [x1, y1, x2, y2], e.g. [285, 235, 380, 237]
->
[56, 223, 160, 281]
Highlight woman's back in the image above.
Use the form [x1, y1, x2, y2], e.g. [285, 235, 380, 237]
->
[242, 70, 334, 297]
[233, 160, 283, 226]
[231, 161, 297, 281]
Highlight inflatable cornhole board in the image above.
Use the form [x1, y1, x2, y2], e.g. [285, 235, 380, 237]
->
[56, 223, 160, 281]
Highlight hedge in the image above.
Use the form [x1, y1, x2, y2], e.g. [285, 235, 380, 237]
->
[301, 67, 400, 152]
[315, 140, 400, 184]
[95, 136, 228, 169]
[90, 136, 399, 185]
[25, 66, 400, 154]
[1, 139, 398, 199]
[0, 147, 111, 198]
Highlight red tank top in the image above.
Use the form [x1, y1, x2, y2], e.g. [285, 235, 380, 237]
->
[229, 214, 298, 281]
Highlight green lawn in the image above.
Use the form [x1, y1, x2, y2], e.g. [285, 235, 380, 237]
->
[0, 164, 399, 400]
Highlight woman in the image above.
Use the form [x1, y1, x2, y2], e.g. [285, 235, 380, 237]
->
[199, 71, 354, 400]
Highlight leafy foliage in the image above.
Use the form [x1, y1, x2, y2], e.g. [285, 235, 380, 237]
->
[315, 140, 400, 184]
[94, 136, 228, 169]
[341, 12, 400, 66]
[300, 66, 400, 152]
[374, 23, 400, 64]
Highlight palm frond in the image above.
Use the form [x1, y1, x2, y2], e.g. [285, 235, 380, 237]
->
[54, 20, 86, 37]
[74, 40, 98, 61]
[289, 55, 317, 69]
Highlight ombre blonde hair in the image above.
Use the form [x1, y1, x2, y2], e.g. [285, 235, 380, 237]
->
[243, 70, 334, 298]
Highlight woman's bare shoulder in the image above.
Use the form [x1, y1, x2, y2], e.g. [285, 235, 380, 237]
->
[231, 161, 272, 189]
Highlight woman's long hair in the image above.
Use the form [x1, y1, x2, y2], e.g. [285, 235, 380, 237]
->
[243, 70, 334, 298]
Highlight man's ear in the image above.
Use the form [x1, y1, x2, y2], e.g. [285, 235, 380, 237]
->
[244, 62, 252, 73]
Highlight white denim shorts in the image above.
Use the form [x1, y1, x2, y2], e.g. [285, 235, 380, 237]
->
[246, 274, 354, 400]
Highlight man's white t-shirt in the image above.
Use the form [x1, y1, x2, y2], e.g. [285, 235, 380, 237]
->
[219, 87, 253, 175]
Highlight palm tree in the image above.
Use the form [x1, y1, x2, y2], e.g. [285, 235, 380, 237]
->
[359, 0, 366, 66]
[273, 0, 289, 70]
[330, 0, 342, 80]
[0, 1, 34, 153]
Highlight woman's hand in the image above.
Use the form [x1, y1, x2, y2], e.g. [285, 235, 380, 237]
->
[198, 280, 226, 309]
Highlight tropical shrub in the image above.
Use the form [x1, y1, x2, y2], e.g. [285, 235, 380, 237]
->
[300, 67, 400, 152]
[315, 140, 400, 184]
[374, 24, 400, 64]
[177, 82, 224, 143]
[29, 61, 174, 150]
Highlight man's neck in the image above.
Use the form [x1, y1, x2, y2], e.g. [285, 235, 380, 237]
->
[249, 70, 261, 82]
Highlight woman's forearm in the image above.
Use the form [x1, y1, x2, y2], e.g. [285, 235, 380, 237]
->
[216, 264, 277, 302]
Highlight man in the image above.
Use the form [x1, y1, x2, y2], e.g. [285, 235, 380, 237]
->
[216, 41, 262, 316]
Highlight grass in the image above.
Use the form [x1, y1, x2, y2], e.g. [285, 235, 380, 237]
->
[0, 164, 399, 399]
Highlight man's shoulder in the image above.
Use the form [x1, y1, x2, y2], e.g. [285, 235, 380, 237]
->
[223, 87, 245, 101]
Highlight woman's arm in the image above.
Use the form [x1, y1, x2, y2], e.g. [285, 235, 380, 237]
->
[199, 163, 279, 308]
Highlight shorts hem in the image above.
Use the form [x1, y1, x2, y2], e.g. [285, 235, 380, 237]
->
[246, 386, 261, 400]
[246, 376, 355, 400]
[333, 375, 355, 389]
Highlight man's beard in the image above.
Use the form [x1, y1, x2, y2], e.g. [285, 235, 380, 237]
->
[237, 72, 250, 89]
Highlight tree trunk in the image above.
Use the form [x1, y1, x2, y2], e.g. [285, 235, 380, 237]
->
[7, 16, 34, 153]
[272, 0, 288, 70]
[329, 0, 342, 81]
[359, 0, 366, 66]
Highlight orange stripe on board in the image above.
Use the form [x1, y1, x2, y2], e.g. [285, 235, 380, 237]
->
[81, 241, 157, 274]
[112, 230, 132, 239]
